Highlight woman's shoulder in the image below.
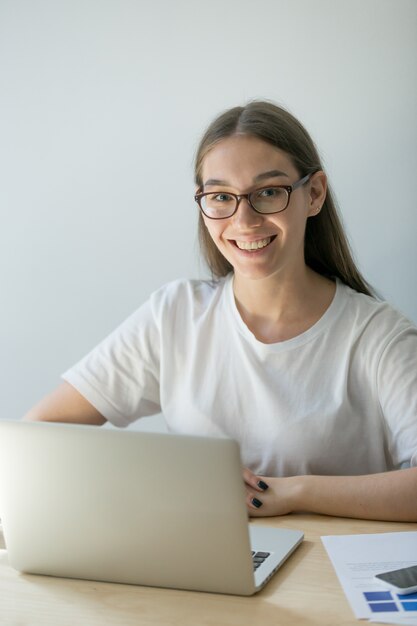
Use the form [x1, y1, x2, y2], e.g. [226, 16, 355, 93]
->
[148, 274, 232, 317]
[337, 280, 416, 339]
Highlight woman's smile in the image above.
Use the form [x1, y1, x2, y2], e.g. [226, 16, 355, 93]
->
[233, 235, 276, 251]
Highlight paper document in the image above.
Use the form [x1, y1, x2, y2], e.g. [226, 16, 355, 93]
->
[321, 531, 417, 624]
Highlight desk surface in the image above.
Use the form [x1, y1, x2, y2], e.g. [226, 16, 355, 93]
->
[1, 515, 416, 626]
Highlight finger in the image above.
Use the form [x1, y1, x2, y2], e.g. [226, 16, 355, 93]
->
[246, 491, 264, 510]
[243, 467, 269, 492]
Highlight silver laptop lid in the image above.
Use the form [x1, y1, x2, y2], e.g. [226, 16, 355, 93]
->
[0, 421, 258, 595]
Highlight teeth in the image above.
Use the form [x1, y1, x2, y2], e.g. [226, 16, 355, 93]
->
[236, 237, 271, 251]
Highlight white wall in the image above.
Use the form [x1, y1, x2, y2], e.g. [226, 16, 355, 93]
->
[1, 0, 416, 425]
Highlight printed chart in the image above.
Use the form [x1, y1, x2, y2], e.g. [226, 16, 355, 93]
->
[321, 531, 417, 622]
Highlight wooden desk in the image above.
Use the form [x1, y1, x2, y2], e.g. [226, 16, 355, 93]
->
[1, 515, 416, 625]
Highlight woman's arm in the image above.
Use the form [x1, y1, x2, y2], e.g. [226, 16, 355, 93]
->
[23, 381, 106, 426]
[244, 467, 417, 522]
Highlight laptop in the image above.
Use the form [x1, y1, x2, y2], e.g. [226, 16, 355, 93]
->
[0, 420, 303, 595]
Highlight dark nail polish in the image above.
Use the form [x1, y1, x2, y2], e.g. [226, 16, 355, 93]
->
[257, 480, 269, 491]
[252, 497, 263, 508]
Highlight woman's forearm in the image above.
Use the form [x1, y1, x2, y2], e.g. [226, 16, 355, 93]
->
[245, 466, 417, 521]
[291, 467, 417, 521]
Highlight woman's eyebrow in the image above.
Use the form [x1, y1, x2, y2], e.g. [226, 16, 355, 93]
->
[204, 178, 228, 187]
[254, 169, 289, 182]
[203, 169, 289, 187]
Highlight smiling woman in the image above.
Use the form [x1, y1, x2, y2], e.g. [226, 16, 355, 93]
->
[24, 101, 417, 523]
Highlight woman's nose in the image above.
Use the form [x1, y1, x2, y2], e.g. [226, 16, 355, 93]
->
[232, 196, 264, 227]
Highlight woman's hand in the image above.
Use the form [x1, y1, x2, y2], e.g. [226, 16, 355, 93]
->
[243, 468, 300, 517]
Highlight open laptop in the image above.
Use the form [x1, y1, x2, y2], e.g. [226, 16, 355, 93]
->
[0, 420, 303, 596]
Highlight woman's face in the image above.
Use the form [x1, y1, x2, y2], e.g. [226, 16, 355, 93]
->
[200, 134, 325, 283]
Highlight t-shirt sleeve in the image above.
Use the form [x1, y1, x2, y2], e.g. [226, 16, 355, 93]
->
[62, 296, 161, 428]
[377, 324, 417, 468]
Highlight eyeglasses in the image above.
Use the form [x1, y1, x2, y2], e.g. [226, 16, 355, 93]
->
[195, 173, 312, 220]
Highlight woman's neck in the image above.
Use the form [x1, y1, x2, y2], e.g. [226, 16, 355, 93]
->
[232, 267, 336, 343]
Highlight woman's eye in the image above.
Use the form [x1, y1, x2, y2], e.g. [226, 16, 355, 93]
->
[213, 193, 233, 202]
[258, 188, 278, 198]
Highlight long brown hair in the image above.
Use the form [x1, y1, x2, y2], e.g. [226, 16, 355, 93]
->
[194, 101, 373, 296]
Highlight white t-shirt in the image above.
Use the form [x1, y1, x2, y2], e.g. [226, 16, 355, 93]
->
[63, 275, 417, 476]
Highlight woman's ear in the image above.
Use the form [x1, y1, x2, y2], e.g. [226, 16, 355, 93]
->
[307, 171, 327, 216]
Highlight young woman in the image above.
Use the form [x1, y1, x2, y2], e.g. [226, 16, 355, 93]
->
[25, 101, 417, 522]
